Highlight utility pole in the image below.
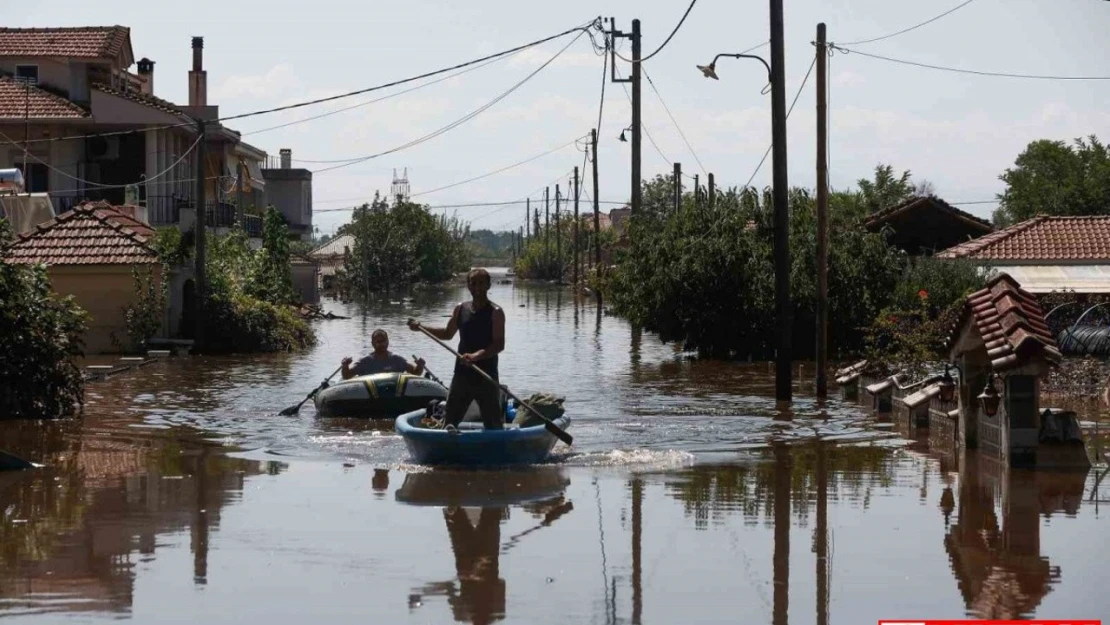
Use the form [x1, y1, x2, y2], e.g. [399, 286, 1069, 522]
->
[573, 166, 580, 288]
[526, 198, 530, 242]
[534, 208, 540, 247]
[591, 128, 601, 274]
[544, 187, 550, 254]
[194, 119, 207, 351]
[770, 0, 792, 402]
[673, 163, 682, 213]
[816, 22, 829, 400]
[555, 183, 562, 279]
[708, 172, 716, 208]
[694, 174, 700, 206]
[235, 160, 245, 227]
[518, 226, 523, 260]
[608, 18, 640, 220]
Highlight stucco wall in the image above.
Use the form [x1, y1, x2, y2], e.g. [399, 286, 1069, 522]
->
[48, 265, 163, 354]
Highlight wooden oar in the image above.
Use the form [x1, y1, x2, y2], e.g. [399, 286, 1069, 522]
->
[414, 326, 573, 446]
[413, 355, 444, 386]
[279, 365, 343, 416]
[0, 449, 35, 471]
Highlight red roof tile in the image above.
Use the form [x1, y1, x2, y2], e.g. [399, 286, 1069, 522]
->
[937, 215, 1110, 261]
[91, 82, 184, 116]
[5, 202, 158, 266]
[0, 26, 131, 60]
[952, 273, 1062, 370]
[0, 76, 89, 119]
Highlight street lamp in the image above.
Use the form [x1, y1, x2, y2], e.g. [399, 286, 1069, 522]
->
[696, 48, 791, 403]
[618, 125, 633, 142]
[939, 362, 960, 403]
[977, 374, 1002, 417]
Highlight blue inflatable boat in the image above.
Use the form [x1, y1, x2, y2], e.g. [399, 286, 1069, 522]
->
[395, 409, 572, 467]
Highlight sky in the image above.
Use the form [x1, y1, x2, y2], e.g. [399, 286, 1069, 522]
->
[13, 0, 1110, 236]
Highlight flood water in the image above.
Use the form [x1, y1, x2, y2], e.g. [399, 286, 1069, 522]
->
[1, 267, 1108, 623]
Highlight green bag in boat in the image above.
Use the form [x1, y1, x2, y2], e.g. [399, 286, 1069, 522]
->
[512, 393, 565, 427]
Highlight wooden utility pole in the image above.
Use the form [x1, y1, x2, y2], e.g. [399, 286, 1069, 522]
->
[694, 174, 700, 206]
[194, 119, 207, 351]
[573, 166, 580, 288]
[708, 172, 716, 208]
[631, 19, 642, 219]
[591, 128, 601, 274]
[816, 22, 829, 400]
[673, 163, 682, 213]
[544, 187, 550, 253]
[770, 0, 793, 402]
[534, 208, 540, 247]
[518, 226, 523, 259]
[525, 198, 530, 242]
[556, 184, 562, 278]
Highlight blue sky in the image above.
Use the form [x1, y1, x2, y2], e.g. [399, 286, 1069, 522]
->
[14, 0, 1110, 235]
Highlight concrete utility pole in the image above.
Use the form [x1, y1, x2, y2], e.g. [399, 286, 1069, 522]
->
[194, 119, 207, 351]
[708, 172, 716, 208]
[555, 183, 562, 278]
[591, 128, 601, 274]
[694, 174, 700, 206]
[816, 22, 830, 400]
[544, 187, 550, 253]
[770, 0, 792, 402]
[608, 18, 641, 220]
[573, 166, 580, 288]
[526, 198, 530, 242]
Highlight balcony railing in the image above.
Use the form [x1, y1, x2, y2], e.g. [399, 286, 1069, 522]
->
[46, 192, 262, 238]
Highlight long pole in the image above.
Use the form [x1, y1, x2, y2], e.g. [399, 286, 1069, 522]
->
[592, 129, 601, 273]
[555, 183, 562, 279]
[673, 162, 681, 213]
[526, 198, 530, 242]
[194, 119, 207, 351]
[545, 187, 550, 255]
[816, 23, 829, 400]
[694, 174, 700, 206]
[573, 166, 580, 288]
[630, 19, 642, 220]
[23, 80, 29, 194]
[708, 172, 716, 208]
[770, 0, 792, 402]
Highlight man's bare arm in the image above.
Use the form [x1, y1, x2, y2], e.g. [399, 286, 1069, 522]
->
[409, 305, 460, 341]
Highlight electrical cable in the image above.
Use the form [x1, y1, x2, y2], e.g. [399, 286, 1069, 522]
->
[309, 30, 587, 174]
[409, 136, 586, 198]
[613, 0, 698, 63]
[830, 44, 1110, 80]
[613, 65, 671, 167]
[642, 66, 707, 176]
[839, 0, 978, 46]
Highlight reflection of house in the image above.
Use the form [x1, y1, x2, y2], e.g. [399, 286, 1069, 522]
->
[937, 215, 1110, 294]
[943, 453, 1088, 620]
[3, 201, 185, 353]
[864, 195, 993, 256]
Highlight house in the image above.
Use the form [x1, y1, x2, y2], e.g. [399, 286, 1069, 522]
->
[864, 195, 994, 256]
[3, 201, 186, 353]
[0, 28, 271, 239]
[308, 233, 352, 292]
[608, 207, 630, 238]
[937, 215, 1110, 294]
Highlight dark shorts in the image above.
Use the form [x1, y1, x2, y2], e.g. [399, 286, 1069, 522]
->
[445, 367, 503, 429]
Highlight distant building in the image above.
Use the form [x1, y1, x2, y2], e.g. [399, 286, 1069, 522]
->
[864, 195, 994, 256]
[261, 148, 313, 241]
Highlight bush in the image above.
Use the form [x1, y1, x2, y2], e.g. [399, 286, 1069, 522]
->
[112, 264, 168, 354]
[201, 292, 315, 353]
[0, 218, 89, 418]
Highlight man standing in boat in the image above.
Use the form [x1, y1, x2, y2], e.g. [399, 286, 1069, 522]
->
[340, 329, 426, 379]
[408, 268, 506, 430]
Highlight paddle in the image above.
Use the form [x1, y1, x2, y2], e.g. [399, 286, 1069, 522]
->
[413, 325, 573, 446]
[413, 355, 444, 386]
[279, 365, 343, 416]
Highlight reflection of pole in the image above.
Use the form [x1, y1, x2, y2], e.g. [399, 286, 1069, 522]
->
[631, 477, 643, 625]
[773, 443, 790, 625]
[815, 443, 828, 625]
[192, 449, 210, 585]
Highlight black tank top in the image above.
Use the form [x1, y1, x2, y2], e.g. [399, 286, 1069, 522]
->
[456, 301, 498, 376]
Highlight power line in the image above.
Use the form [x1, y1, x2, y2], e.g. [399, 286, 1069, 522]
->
[315, 198, 627, 213]
[839, 0, 978, 46]
[409, 136, 586, 198]
[831, 44, 1110, 80]
[613, 65, 671, 167]
[642, 67, 706, 176]
[310, 30, 587, 174]
[613, 0, 698, 63]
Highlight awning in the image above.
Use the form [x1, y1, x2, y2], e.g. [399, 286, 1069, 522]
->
[243, 159, 266, 192]
[987, 265, 1110, 294]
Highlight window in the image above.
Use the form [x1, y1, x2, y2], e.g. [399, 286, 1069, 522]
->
[14, 65, 39, 85]
[14, 163, 48, 193]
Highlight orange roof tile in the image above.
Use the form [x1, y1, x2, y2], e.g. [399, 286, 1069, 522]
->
[937, 215, 1110, 261]
[0, 26, 131, 60]
[0, 76, 89, 119]
[5, 202, 158, 266]
[91, 82, 184, 116]
[952, 273, 1062, 370]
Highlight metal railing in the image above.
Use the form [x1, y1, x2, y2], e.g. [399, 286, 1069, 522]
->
[46, 191, 262, 237]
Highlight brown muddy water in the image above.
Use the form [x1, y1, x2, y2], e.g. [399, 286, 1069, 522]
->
[1, 268, 1108, 623]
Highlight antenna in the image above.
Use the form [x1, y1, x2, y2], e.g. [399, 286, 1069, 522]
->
[391, 167, 411, 204]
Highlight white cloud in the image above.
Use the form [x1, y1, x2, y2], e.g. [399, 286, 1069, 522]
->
[833, 70, 865, 87]
[211, 64, 299, 100]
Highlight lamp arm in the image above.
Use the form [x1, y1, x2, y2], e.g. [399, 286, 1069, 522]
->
[716, 53, 773, 81]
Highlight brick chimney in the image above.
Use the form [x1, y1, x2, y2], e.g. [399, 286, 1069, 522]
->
[188, 36, 206, 106]
[137, 57, 155, 95]
[280, 148, 292, 169]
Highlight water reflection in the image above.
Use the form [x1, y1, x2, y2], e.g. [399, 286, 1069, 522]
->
[397, 468, 573, 625]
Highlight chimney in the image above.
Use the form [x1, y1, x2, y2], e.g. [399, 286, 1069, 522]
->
[188, 36, 207, 107]
[137, 57, 155, 95]
[280, 148, 292, 169]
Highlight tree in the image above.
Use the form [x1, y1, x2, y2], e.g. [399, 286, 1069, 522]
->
[993, 135, 1110, 227]
[0, 218, 89, 418]
[857, 164, 916, 213]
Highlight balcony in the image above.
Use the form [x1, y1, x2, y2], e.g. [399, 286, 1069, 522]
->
[46, 192, 262, 238]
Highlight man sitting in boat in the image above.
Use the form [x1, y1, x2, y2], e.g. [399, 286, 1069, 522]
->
[340, 329, 426, 379]
[408, 268, 505, 431]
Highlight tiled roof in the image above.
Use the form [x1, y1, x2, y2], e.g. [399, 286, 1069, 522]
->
[953, 273, 1062, 370]
[0, 76, 89, 119]
[91, 82, 184, 116]
[309, 233, 354, 259]
[937, 215, 1110, 261]
[6, 202, 158, 266]
[865, 195, 994, 232]
[0, 26, 131, 60]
